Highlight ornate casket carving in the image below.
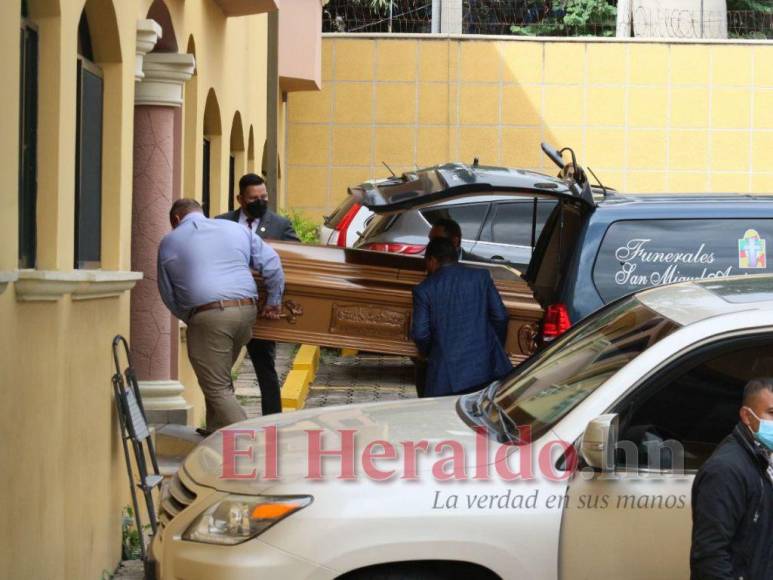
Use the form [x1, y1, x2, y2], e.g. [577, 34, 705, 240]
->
[253, 242, 543, 364]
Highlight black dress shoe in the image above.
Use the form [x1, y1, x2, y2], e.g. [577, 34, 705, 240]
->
[195, 427, 213, 437]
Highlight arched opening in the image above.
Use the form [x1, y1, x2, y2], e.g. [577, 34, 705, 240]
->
[247, 125, 256, 173]
[146, 0, 178, 53]
[182, 34, 198, 207]
[228, 112, 245, 212]
[202, 88, 222, 217]
[74, 0, 122, 269]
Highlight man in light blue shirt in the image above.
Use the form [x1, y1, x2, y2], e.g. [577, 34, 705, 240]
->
[157, 199, 285, 431]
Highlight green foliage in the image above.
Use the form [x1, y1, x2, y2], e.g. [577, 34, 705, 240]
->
[353, 0, 392, 12]
[511, 0, 616, 37]
[121, 506, 143, 560]
[563, 0, 616, 34]
[727, 0, 773, 12]
[281, 209, 320, 244]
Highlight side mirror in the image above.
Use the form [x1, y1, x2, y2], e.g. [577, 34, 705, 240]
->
[580, 414, 619, 471]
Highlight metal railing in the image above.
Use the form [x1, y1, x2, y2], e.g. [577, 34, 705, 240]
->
[322, 0, 773, 39]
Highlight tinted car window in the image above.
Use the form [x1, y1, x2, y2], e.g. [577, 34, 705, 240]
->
[480, 199, 556, 246]
[421, 204, 489, 241]
[617, 341, 770, 471]
[593, 219, 773, 302]
[486, 296, 679, 441]
[360, 213, 397, 239]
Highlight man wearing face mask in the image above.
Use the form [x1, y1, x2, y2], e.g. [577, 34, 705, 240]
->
[216, 174, 298, 416]
[410, 237, 511, 397]
[690, 377, 773, 580]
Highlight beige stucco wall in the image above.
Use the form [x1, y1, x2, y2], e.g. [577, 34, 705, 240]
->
[0, 0, 272, 577]
[286, 35, 773, 220]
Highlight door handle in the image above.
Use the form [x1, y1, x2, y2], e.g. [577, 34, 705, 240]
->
[490, 256, 507, 262]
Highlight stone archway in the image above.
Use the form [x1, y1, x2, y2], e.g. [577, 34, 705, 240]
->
[81, 0, 121, 63]
[146, 0, 178, 52]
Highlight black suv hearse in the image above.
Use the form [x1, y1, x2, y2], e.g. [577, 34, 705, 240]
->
[353, 144, 773, 344]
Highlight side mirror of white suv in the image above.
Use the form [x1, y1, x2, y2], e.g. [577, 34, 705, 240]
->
[580, 413, 619, 471]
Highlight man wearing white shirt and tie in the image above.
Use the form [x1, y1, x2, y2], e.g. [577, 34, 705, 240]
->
[216, 174, 299, 416]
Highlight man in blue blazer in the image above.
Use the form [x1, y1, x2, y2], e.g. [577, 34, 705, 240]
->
[411, 237, 513, 397]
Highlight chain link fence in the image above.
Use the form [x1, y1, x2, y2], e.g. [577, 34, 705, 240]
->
[322, 1, 773, 38]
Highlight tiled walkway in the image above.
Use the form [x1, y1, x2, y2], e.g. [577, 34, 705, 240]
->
[235, 343, 417, 417]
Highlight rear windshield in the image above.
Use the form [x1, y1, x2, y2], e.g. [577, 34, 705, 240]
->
[593, 219, 773, 302]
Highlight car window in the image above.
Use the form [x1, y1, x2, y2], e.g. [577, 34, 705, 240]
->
[421, 203, 489, 241]
[593, 219, 773, 303]
[615, 339, 773, 472]
[489, 296, 680, 441]
[359, 213, 397, 239]
[479, 199, 557, 246]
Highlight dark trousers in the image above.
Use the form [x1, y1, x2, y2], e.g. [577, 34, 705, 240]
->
[413, 358, 488, 398]
[246, 338, 282, 415]
[413, 358, 428, 398]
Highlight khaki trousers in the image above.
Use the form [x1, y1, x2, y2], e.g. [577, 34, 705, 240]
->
[186, 304, 257, 430]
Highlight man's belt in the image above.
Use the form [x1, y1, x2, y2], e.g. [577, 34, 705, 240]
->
[191, 297, 258, 316]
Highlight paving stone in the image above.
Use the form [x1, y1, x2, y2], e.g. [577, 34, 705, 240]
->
[112, 560, 144, 579]
[235, 346, 417, 418]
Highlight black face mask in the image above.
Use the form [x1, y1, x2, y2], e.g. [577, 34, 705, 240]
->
[245, 199, 268, 219]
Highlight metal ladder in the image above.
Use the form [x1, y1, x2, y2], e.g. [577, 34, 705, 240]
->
[112, 335, 163, 560]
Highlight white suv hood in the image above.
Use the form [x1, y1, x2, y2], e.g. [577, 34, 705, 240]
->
[184, 397, 485, 494]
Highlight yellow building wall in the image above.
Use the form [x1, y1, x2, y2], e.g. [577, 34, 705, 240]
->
[286, 36, 773, 219]
[0, 0, 271, 577]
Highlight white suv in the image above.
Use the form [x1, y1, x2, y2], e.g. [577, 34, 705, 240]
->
[151, 275, 773, 580]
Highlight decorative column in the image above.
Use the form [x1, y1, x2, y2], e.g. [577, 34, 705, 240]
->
[131, 22, 196, 424]
[135, 19, 162, 81]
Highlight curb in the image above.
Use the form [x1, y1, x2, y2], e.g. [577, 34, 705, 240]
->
[281, 344, 320, 411]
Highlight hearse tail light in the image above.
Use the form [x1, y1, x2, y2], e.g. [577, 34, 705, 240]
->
[336, 203, 362, 247]
[542, 303, 572, 342]
[364, 243, 426, 255]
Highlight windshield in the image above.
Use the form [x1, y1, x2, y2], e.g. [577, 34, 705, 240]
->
[487, 296, 679, 440]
